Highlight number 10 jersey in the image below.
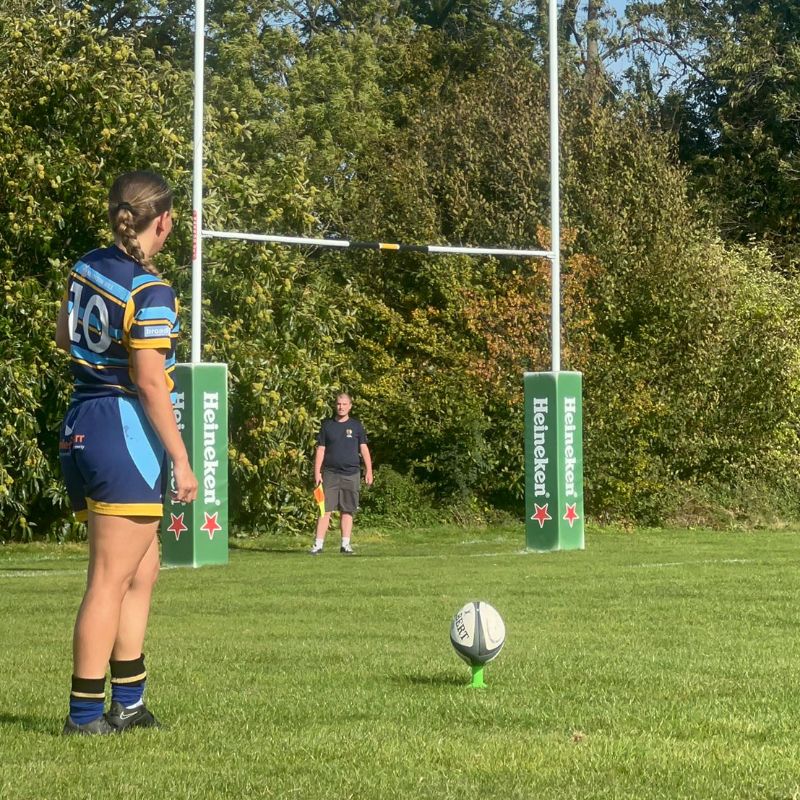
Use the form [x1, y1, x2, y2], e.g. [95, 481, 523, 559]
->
[64, 244, 179, 402]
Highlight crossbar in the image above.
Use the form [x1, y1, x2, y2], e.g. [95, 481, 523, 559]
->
[203, 229, 552, 259]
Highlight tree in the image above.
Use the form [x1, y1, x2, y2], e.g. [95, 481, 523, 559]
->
[620, 0, 800, 271]
[0, 2, 189, 538]
[4, 0, 800, 537]
[0, 1, 352, 538]
[308, 44, 800, 521]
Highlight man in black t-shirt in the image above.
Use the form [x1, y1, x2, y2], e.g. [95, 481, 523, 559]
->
[310, 393, 373, 555]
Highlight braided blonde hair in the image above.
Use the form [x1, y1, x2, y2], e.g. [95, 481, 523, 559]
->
[108, 171, 173, 276]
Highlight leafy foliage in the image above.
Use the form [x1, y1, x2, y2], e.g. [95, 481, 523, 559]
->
[358, 465, 440, 527]
[2, 1, 800, 539]
[622, 0, 800, 271]
[0, 4, 187, 539]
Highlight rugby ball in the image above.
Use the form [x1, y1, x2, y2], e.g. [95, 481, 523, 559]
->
[450, 601, 505, 665]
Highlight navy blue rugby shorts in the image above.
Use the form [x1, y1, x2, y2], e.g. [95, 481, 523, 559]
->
[59, 396, 167, 521]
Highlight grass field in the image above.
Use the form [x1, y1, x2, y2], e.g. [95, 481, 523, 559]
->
[2, 525, 800, 800]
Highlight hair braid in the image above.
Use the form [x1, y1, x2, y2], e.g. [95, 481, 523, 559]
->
[111, 208, 158, 275]
[107, 171, 173, 277]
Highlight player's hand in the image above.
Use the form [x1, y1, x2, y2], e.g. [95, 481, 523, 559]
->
[365, 470, 374, 486]
[172, 459, 198, 503]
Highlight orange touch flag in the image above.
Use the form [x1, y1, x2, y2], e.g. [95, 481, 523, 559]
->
[313, 483, 325, 517]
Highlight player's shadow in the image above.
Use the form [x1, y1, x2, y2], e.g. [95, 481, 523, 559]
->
[228, 544, 305, 555]
[395, 671, 466, 687]
[0, 712, 57, 735]
[0, 565, 86, 573]
[0, 567, 51, 571]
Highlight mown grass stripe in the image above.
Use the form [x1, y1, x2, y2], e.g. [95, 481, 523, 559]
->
[1, 525, 799, 800]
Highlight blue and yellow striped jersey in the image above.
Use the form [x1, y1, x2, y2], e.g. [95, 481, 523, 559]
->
[64, 245, 179, 401]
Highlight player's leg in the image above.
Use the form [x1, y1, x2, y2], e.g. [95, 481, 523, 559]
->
[106, 532, 161, 730]
[67, 513, 158, 734]
[73, 514, 158, 674]
[112, 533, 160, 660]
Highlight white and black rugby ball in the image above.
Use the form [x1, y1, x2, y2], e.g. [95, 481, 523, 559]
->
[450, 601, 506, 665]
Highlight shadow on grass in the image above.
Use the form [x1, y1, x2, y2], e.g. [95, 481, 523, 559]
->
[228, 544, 305, 555]
[0, 712, 58, 735]
[0, 566, 63, 572]
[395, 672, 466, 687]
[230, 543, 373, 557]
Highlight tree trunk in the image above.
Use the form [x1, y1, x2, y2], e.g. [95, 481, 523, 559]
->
[586, 0, 601, 100]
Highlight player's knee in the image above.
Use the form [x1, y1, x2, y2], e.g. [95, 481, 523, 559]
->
[87, 568, 137, 600]
[132, 558, 160, 591]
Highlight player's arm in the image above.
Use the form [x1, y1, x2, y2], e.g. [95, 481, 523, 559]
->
[55, 299, 70, 353]
[360, 443, 373, 485]
[314, 445, 325, 486]
[131, 347, 198, 504]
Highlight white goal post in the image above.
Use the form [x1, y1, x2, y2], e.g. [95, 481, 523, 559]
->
[190, 0, 562, 370]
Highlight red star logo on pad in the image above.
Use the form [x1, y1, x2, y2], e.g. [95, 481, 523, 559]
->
[200, 511, 222, 540]
[167, 512, 187, 541]
[531, 503, 552, 528]
[563, 503, 580, 527]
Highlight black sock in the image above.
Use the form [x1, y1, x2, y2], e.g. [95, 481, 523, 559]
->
[69, 675, 106, 724]
[110, 654, 146, 708]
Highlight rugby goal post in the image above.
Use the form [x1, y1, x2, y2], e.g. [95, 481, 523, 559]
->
[162, 0, 583, 565]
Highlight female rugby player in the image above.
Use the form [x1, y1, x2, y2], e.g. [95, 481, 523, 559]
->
[56, 171, 197, 734]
